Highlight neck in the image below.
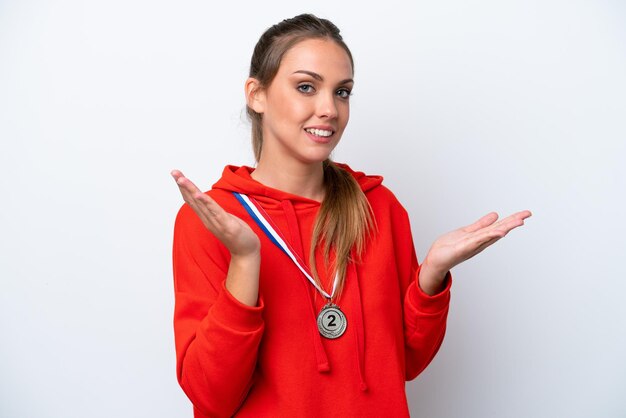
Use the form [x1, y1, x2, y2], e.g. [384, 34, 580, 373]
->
[251, 159, 326, 202]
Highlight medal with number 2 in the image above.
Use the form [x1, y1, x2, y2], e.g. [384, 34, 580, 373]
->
[234, 192, 348, 339]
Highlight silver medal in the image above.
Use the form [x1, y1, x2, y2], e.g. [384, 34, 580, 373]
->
[234, 194, 348, 340]
[317, 304, 347, 339]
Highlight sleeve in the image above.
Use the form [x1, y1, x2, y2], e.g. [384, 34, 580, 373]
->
[391, 201, 452, 381]
[172, 203, 265, 418]
[403, 259, 451, 380]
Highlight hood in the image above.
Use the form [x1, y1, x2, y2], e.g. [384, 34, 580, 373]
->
[212, 163, 383, 204]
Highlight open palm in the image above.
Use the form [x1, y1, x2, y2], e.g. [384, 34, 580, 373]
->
[171, 170, 260, 257]
[424, 211, 532, 275]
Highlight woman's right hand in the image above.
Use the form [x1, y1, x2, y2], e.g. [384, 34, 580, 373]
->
[171, 170, 261, 258]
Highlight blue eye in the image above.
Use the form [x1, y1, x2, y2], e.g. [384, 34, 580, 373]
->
[336, 88, 352, 99]
[298, 84, 315, 94]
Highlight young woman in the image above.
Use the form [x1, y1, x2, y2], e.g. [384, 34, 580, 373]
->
[171, 14, 531, 418]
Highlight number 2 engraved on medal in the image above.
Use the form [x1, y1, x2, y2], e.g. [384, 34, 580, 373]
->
[317, 305, 347, 339]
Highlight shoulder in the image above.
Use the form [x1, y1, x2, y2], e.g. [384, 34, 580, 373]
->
[367, 185, 410, 225]
[335, 162, 408, 216]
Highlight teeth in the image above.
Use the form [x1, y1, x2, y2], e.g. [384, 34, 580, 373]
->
[305, 128, 333, 137]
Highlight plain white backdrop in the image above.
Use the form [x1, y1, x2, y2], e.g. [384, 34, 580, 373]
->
[1, 0, 625, 417]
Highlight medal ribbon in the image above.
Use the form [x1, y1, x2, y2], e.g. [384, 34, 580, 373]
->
[233, 192, 338, 301]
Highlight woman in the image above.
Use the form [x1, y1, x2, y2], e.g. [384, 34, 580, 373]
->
[171, 13, 530, 417]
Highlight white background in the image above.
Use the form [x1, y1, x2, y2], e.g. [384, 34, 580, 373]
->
[1, 0, 625, 417]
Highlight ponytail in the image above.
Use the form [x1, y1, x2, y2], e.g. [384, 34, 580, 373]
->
[309, 159, 375, 301]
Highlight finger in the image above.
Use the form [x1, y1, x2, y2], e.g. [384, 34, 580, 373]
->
[495, 218, 525, 235]
[170, 169, 184, 181]
[459, 227, 504, 251]
[454, 211, 532, 263]
[490, 210, 531, 234]
[193, 192, 248, 237]
[171, 170, 196, 196]
[497, 210, 532, 224]
[465, 215, 526, 251]
[193, 192, 228, 220]
[174, 175, 206, 207]
[170, 173, 222, 226]
[466, 235, 504, 260]
[174, 173, 202, 195]
[463, 212, 499, 233]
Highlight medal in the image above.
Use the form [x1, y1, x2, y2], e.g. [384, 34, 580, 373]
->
[234, 192, 348, 339]
[317, 303, 347, 339]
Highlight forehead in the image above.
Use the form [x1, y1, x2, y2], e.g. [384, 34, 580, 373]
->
[278, 38, 353, 79]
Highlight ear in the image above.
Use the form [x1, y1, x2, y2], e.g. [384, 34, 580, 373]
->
[245, 77, 266, 114]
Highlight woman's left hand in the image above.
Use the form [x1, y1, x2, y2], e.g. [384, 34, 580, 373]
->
[418, 210, 532, 295]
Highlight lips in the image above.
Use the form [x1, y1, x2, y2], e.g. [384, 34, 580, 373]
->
[304, 127, 336, 144]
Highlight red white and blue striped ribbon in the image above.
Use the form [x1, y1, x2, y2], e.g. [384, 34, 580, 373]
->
[233, 192, 338, 300]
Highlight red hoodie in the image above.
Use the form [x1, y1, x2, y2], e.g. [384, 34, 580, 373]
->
[172, 164, 451, 418]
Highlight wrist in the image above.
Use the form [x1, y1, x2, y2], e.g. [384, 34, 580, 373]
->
[418, 258, 449, 296]
[226, 252, 261, 307]
[230, 251, 261, 267]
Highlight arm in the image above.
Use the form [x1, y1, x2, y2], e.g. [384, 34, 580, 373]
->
[172, 171, 264, 417]
[396, 217, 452, 380]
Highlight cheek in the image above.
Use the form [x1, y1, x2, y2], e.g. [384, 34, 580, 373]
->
[268, 91, 309, 122]
[280, 99, 311, 125]
[339, 102, 350, 124]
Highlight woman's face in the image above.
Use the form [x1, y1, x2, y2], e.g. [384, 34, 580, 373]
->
[254, 38, 353, 167]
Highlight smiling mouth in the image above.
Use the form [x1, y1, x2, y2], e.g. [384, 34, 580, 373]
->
[304, 128, 334, 137]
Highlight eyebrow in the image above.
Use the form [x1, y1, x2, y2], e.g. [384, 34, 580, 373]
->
[292, 70, 353, 85]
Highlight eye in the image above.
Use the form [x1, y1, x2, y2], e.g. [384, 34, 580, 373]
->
[297, 84, 315, 94]
[336, 88, 352, 99]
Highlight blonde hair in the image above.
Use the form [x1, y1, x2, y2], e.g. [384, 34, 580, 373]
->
[247, 14, 374, 300]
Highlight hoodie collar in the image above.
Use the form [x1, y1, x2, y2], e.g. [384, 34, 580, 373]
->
[213, 164, 383, 204]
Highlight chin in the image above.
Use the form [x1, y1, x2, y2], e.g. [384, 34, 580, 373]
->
[301, 149, 337, 164]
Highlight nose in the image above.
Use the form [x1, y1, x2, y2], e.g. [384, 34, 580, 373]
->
[316, 92, 338, 119]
